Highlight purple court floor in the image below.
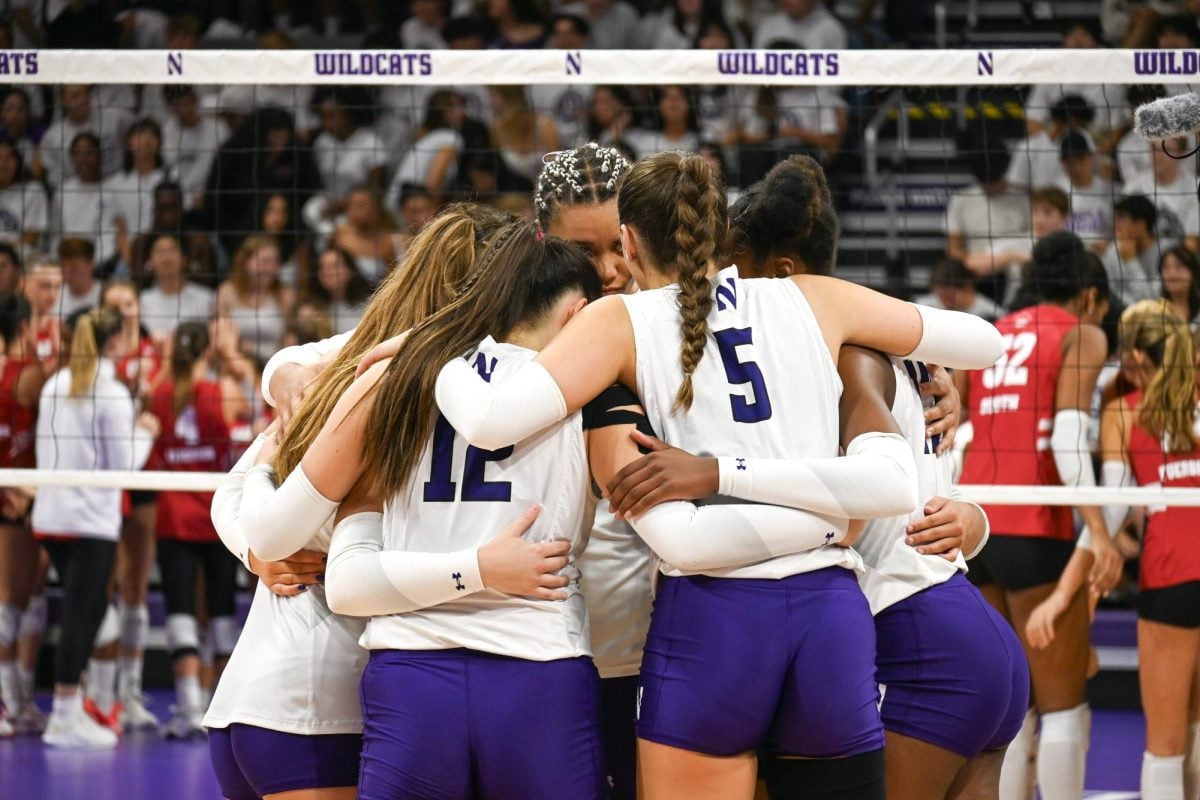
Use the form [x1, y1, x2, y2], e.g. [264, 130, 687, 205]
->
[0, 693, 1147, 799]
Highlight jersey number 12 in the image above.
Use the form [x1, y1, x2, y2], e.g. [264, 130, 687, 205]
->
[423, 415, 514, 502]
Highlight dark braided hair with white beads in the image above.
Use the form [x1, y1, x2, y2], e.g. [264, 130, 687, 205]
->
[534, 143, 631, 231]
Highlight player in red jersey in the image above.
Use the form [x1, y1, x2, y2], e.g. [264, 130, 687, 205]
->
[147, 321, 238, 739]
[23, 261, 61, 375]
[958, 232, 1122, 800]
[1100, 299, 1200, 799]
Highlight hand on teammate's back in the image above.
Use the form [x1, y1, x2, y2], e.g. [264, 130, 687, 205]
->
[920, 365, 960, 454]
[271, 362, 323, 428]
[355, 331, 409, 378]
[477, 504, 573, 600]
[604, 431, 719, 520]
[904, 496, 967, 561]
[248, 548, 327, 597]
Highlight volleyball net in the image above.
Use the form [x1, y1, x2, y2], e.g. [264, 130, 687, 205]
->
[0, 47, 1197, 508]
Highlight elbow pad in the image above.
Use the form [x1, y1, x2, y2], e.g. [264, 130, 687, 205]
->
[907, 304, 1005, 370]
[629, 500, 849, 574]
[326, 512, 485, 617]
[716, 431, 918, 519]
[240, 463, 338, 563]
[1100, 459, 1134, 537]
[435, 357, 567, 451]
[1051, 409, 1094, 488]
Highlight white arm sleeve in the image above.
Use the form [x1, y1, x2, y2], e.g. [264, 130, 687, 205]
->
[628, 501, 850, 573]
[239, 463, 338, 562]
[260, 330, 354, 407]
[1051, 409, 1095, 488]
[435, 357, 567, 451]
[716, 432, 919, 519]
[325, 512, 486, 617]
[210, 437, 264, 570]
[949, 483, 991, 560]
[906, 304, 1005, 370]
[1100, 458, 1135, 539]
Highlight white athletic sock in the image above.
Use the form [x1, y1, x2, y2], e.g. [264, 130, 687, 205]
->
[176, 675, 202, 712]
[87, 659, 116, 712]
[17, 666, 34, 703]
[1037, 703, 1090, 800]
[51, 692, 82, 716]
[1185, 723, 1200, 800]
[1000, 708, 1038, 800]
[1143, 752, 1186, 800]
[0, 662, 19, 711]
[118, 657, 143, 699]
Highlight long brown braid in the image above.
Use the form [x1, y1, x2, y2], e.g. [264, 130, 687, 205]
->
[617, 151, 727, 411]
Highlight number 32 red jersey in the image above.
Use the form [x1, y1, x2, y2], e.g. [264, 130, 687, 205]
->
[960, 304, 1079, 540]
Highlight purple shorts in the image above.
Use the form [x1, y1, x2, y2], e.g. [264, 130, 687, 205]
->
[637, 567, 884, 758]
[358, 649, 606, 800]
[875, 573, 1030, 757]
[208, 723, 362, 799]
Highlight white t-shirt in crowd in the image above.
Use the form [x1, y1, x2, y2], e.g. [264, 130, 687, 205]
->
[400, 17, 446, 49]
[51, 177, 107, 259]
[100, 168, 169, 244]
[139, 282, 216, 339]
[38, 110, 132, 188]
[313, 127, 389, 202]
[624, 129, 701, 159]
[59, 282, 101, 318]
[1006, 130, 1069, 191]
[385, 128, 462, 213]
[529, 85, 594, 148]
[1124, 171, 1200, 240]
[0, 181, 47, 245]
[752, 4, 848, 49]
[161, 115, 230, 208]
[944, 183, 1032, 253]
[738, 87, 846, 140]
[560, 0, 644, 48]
[1024, 83, 1129, 134]
[1058, 176, 1116, 247]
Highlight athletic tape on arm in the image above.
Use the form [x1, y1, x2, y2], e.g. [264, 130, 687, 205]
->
[239, 463, 338, 563]
[435, 357, 567, 451]
[907, 304, 1005, 370]
[210, 437, 264, 570]
[628, 501, 849, 573]
[717, 432, 919, 519]
[325, 512, 485, 617]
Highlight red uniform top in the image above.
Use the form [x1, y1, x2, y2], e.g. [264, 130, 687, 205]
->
[1125, 390, 1200, 591]
[32, 317, 59, 370]
[148, 378, 230, 542]
[115, 335, 162, 399]
[960, 304, 1078, 540]
[0, 358, 35, 468]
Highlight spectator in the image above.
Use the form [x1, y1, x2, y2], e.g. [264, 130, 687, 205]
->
[692, 20, 744, 149]
[945, 149, 1031, 303]
[331, 188, 398, 285]
[531, 15, 594, 146]
[1025, 20, 1128, 139]
[211, 30, 318, 137]
[1032, 186, 1071, 238]
[102, 119, 172, 265]
[559, 0, 643, 49]
[914, 258, 1005, 321]
[217, 236, 293, 362]
[1114, 84, 1170, 184]
[38, 84, 131, 188]
[310, 87, 388, 214]
[1102, 0, 1188, 47]
[1007, 95, 1095, 192]
[752, 0, 848, 49]
[1103, 194, 1163, 306]
[395, 186, 437, 260]
[281, 310, 335, 350]
[126, 182, 220, 289]
[1160, 245, 1200, 326]
[137, 14, 209, 124]
[586, 85, 637, 146]
[650, 0, 736, 48]
[57, 238, 99, 317]
[50, 132, 106, 261]
[1155, 12, 1199, 50]
[0, 88, 43, 180]
[24, 260, 62, 371]
[0, 243, 21, 299]
[401, 0, 448, 48]
[1058, 131, 1114, 252]
[298, 245, 371, 334]
[102, 279, 162, 402]
[487, 0, 548, 48]
[386, 90, 466, 210]
[252, 193, 311, 288]
[735, 66, 849, 182]
[1123, 137, 1200, 250]
[625, 86, 701, 158]
[489, 86, 560, 191]
[160, 85, 230, 212]
[138, 233, 215, 344]
[0, 140, 47, 249]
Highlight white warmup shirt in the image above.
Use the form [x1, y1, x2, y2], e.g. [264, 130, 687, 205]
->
[621, 266, 862, 580]
[206, 437, 367, 735]
[32, 359, 154, 540]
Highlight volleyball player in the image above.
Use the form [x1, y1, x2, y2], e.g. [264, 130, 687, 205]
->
[601, 155, 1030, 799]
[425, 152, 1003, 799]
[959, 232, 1124, 800]
[1097, 300, 1200, 800]
[145, 321, 238, 738]
[33, 308, 159, 748]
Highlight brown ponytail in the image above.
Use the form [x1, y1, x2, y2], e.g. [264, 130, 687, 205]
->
[170, 321, 209, 414]
[1119, 299, 1198, 454]
[68, 307, 123, 397]
[617, 151, 727, 411]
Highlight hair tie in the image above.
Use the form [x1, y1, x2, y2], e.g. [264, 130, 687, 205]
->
[535, 229, 545, 242]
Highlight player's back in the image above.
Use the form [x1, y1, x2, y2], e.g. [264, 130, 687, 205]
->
[621, 266, 859, 579]
[960, 304, 1076, 540]
[364, 337, 592, 661]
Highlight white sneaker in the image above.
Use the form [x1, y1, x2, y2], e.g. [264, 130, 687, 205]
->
[0, 711, 12, 738]
[118, 694, 159, 732]
[12, 700, 46, 734]
[42, 706, 118, 749]
[162, 706, 205, 740]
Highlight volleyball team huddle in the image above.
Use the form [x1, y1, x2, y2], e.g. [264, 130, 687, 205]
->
[195, 143, 1190, 800]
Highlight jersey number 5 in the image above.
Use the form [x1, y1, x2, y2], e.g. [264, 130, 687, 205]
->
[982, 332, 1037, 389]
[714, 327, 773, 423]
[424, 415, 514, 502]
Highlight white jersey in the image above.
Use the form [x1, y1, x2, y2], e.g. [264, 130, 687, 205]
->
[855, 358, 965, 615]
[363, 337, 593, 662]
[621, 266, 861, 579]
[205, 438, 367, 735]
[578, 500, 653, 678]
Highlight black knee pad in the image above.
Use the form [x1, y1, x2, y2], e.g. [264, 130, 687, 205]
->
[763, 749, 886, 800]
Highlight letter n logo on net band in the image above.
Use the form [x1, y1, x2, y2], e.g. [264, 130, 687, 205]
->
[976, 51, 994, 77]
[167, 52, 183, 76]
[566, 51, 582, 76]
